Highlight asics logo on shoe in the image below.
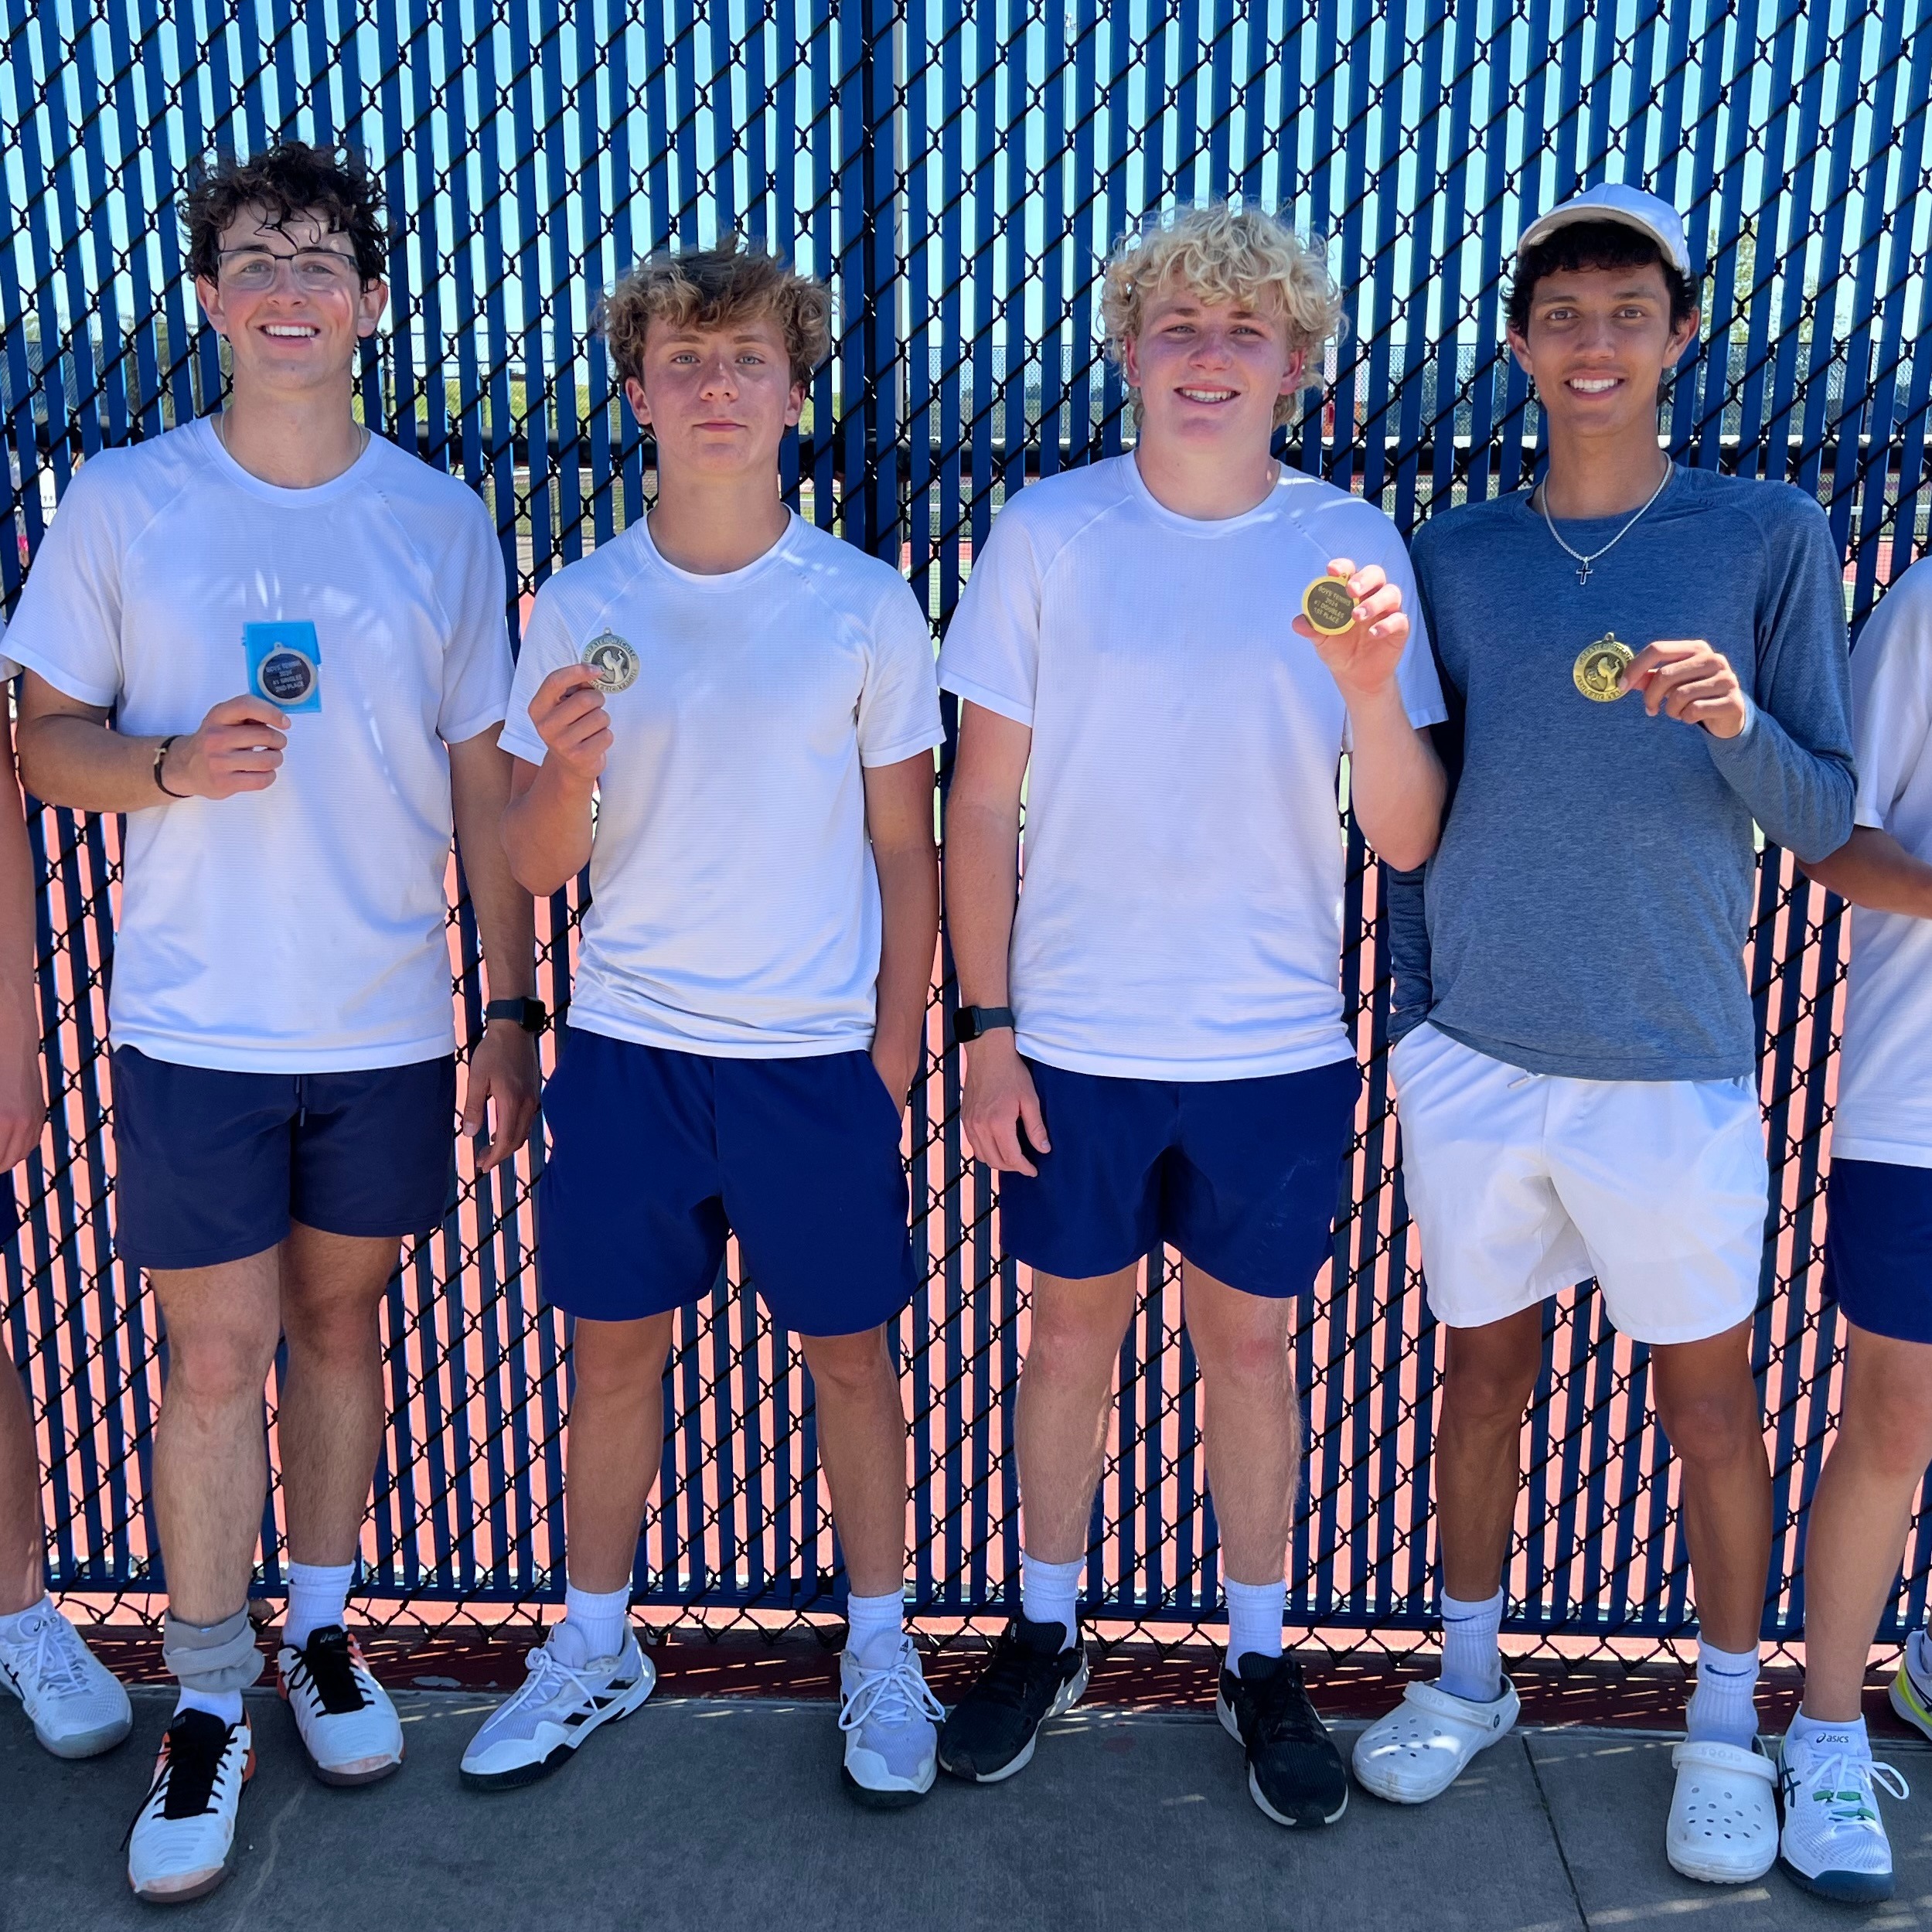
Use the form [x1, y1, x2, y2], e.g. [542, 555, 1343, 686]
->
[280, 1627, 372, 1716]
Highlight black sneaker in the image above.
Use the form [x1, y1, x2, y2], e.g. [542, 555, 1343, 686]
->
[938, 1615, 1088, 1783]
[1216, 1652, 1348, 1827]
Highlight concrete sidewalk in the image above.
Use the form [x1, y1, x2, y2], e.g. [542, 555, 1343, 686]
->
[6, 1688, 1930, 1931]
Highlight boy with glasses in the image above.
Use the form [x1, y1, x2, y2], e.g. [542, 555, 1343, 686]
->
[9, 140, 538, 1902]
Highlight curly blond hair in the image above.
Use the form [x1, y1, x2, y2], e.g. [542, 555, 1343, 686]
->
[594, 235, 832, 390]
[1100, 203, 1343, 424]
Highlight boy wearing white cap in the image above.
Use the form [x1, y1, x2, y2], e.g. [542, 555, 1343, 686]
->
[1352, 186, 1854, 1886]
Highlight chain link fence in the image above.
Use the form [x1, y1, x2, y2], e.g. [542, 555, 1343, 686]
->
[5, 0, 1931, 1662]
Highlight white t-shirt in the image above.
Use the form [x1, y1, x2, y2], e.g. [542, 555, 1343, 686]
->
[1833, 558, 1932, 1169]
[6, 421, 511, 1072]
[502, 512, 943, 1056]
[937, 454, 1446, 1080]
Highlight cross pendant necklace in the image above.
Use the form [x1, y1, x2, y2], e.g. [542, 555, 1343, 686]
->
[1536, 459, 1672, 587]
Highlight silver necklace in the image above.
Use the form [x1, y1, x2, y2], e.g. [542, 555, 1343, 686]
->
[1535, 460, 1672, 587]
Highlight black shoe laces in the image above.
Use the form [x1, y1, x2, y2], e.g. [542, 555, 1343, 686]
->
[971, 1625, 1069, 1714]
[288, 1627, 370, 1716]
[1236, 1659, 1325, 1746]
[123, 1711, 237, 1842]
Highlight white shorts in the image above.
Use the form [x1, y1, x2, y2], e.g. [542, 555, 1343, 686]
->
[1392, 1023, 1768, 1346]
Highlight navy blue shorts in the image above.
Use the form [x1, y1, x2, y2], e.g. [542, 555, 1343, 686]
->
[1824, 1157, 1932, 1345]
[111, 1047, 457, 1271]
[999, 1055, 1361, 1297]
[537, 1030, 917, 1337]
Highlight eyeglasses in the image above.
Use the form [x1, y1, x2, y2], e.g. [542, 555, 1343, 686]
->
[216, 247, 365, 293]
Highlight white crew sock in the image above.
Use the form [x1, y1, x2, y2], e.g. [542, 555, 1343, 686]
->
[844, 1590, 906, 1670]
[1224, 1578, 1286, 1668]
[1685, 1638, 1761, 1749]
[0, 1593, 53, 1644]
[1438, 1588, 1505, 1703]
[1787, 1707, 1869, 1764]
[561, 1580, 631, 1663]
[1021, 1551, 1083, 1651]
[175, 1687, 244, 1725]
[282, 1560, 356, 1651]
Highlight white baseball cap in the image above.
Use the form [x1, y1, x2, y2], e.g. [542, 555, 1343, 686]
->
[1518, 184, 1692, 276]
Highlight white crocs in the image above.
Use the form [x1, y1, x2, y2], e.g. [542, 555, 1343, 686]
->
[1667, 1737, 1778, 1883]
[1351, 1678, 1520, 1804]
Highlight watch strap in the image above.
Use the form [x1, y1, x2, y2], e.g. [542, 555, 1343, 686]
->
[486, 996, 549, 1035]
[952, 1004, 1016, 1046]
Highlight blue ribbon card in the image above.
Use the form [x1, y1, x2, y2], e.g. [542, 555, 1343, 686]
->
[244, 621, 322, 713]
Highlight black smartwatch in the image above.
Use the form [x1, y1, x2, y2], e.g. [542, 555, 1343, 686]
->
[485, 997, 549, 1035]
[952, 1004, 1015, 1047]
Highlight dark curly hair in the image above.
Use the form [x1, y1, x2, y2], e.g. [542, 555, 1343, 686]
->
[181, 140, 387, 286]
[1507, 218, 1698, 339]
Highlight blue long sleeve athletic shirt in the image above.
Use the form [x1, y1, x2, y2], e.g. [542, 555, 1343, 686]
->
[1385, 465, 1855, 1082]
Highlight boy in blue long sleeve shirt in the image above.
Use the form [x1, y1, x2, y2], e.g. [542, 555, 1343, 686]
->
[1354, 186, 1853, 1888]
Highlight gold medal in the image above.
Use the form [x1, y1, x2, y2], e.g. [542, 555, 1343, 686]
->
[1573, 633, 1634, 703]
[1302, 575, 1357, 635]
[581, 631, 640, 693]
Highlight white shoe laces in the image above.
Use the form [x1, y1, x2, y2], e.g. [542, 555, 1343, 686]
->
[4, 1608, 94, 1701]
[840, 1638, 944, 1734]
[513, 1638, 608, 1719]
[1802, 1751, 1910, 1825]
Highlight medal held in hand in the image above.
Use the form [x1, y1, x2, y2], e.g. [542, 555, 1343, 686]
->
[1573, 632, 1634, 704]
[1302, 576, 1357, 636]
[244, 621, 322, 712]
[581, 630, 640, 693]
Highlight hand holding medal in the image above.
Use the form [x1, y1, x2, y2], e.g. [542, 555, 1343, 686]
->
[155, 694, 291, 801]
[1573, 632, 1749, 739]
[1293, 558, 1411, 701]
[1621, 639, 1750, 738]
[528, 634, 632, 785]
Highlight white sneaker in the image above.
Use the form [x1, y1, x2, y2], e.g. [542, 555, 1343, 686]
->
[277, 1626, 404, 1786]
[839, 1635, 943, 1808]
[1888, 1639, 1932, 1741]
[126, 1710, 254, 1904]
[1779, 1737, 1909, 1903]
[1667, 1737, 1778, 1883]
[459, 1627, 654, 1790]
[0, 1596, 133, 1760]
[1351, 1678, 1520, 1804]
